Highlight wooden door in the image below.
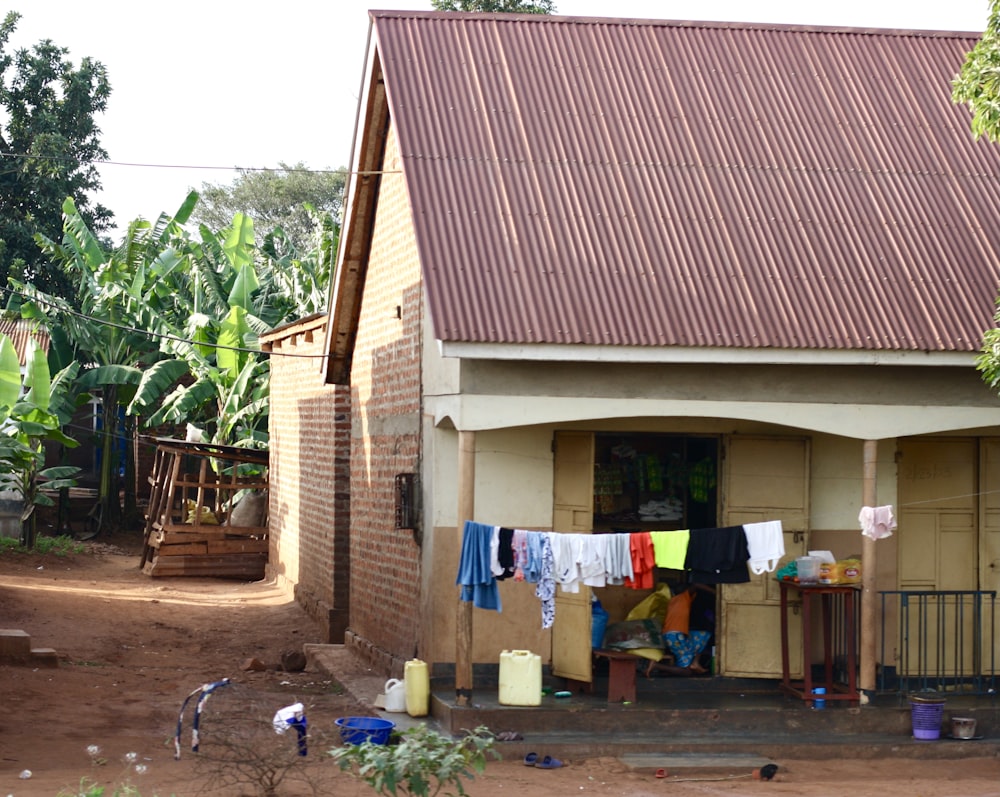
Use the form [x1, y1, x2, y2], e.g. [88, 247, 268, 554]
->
[980, 439, 1000, 663]
[897, 438, 978, 675]
[551, 431, 594, 682]
[720, 435, 810, 678]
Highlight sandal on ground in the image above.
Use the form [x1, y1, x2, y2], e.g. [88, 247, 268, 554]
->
[535, 755, 564, 769]
[523, 752, 539, 766]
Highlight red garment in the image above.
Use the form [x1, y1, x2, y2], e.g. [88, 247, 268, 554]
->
[625, 531, 655, 589]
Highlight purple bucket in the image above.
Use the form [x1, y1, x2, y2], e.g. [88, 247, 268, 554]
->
[910, 698, 945, 740]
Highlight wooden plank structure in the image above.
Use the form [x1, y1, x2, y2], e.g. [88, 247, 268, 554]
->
[140, 438, 269, 579]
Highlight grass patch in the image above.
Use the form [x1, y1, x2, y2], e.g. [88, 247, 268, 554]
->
[0, 534, 85, 556]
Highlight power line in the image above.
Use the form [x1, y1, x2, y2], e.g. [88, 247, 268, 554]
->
[0, 150, 400, 177]
[3, 287, 329, 360]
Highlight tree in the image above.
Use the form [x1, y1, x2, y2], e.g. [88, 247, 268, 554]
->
[431, 0, 556, 12]
[954, 3, 1000, 394]
[190, 162, 345, 255]
[953, 1, 1000, 141]
[0, 12, 113, 298]
[16, 195, 198, 532]
[0, 334, 80, 547]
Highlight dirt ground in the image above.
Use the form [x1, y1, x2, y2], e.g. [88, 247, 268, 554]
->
[1, 536, 999, 797]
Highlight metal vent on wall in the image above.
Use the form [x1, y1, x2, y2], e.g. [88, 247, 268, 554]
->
[395, 473, 416, 530]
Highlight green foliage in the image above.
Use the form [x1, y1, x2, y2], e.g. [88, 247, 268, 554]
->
[0, 333, 80, 546]
[953, 1, 1000, 141]
[431, 0, 556, 12]
[0, 11, 112, 298]
[329, 725, 499, 797]
[191, 162, 346, 255]
[0, 533, 83, 555]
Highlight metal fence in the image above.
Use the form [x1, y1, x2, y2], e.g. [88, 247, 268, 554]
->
[878, 590, 997, 696]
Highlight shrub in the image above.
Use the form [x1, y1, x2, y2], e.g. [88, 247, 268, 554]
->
[329, 724, 498, 797]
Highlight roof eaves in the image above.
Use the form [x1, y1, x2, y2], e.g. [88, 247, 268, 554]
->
[438, 341, 978, 368]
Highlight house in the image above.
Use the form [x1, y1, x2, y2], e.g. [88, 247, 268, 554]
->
[263, 11, 1000, 698]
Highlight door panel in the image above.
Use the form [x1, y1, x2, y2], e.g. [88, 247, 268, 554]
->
[981, 439, 1000, 651]
[720, 435, 809, 678]
[898, 439, 977, 590]
[897, 439, 978, 676]
[551, 431, 594, 683]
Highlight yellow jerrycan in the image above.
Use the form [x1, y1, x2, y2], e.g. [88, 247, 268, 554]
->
[404, 658, 429, 717]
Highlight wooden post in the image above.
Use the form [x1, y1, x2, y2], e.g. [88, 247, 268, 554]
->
[860, 439, 878, 701]
[455, 430, 476, 706]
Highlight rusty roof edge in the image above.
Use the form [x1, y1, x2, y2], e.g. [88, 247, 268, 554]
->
[438, 341, 978, 367]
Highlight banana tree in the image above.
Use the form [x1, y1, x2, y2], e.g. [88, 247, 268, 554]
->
[15, 194, 198, 532]
[0, 334, 80, 547]
[128, 212, 272, 449]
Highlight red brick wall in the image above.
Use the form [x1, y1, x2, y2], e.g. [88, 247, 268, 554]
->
[345, 126, 425, 670]
[266, 317, 351, 642]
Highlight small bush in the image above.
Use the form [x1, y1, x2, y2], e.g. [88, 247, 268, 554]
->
[329, 724, 498, 797]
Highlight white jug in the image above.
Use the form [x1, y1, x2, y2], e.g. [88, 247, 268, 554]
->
[384, 678, 407, 712]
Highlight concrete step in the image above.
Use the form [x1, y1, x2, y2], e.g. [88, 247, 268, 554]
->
[0, 629, 58, 667]
[0, 628, 32, 659]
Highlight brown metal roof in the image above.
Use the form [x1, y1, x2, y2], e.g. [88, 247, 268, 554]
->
[0, 317, 50, 366]
[366, 11, 1000, 353]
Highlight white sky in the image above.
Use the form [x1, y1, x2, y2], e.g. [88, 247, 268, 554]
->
[3, 0, 992, 234]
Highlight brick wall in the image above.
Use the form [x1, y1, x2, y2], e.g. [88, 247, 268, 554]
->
[345, 125, 425, 671]
[265, 317, 351, 642]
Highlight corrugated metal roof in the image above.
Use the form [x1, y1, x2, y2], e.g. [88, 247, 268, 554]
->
[0, 317, 50, 366]
[367, 11, 1000, 353]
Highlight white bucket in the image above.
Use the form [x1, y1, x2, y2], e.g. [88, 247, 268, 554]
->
[383, 678, 407, 713]
[951, 717, 977, 739]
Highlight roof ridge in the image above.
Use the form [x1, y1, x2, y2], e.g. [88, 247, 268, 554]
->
[368, 10, 983, 39]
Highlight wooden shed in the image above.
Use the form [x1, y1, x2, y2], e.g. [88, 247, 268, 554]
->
[140, 438, 269, 578]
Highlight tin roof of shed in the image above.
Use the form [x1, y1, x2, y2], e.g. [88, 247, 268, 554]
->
[333, 11, 1000, 370]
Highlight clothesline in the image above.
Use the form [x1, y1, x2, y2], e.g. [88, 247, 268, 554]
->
[456, 520, 785, 630]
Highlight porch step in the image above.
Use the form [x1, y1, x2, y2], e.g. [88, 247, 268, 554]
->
[305, 644, 1000, 761]
[486, 731, 1000, 764]
[0, 629, 59, 667]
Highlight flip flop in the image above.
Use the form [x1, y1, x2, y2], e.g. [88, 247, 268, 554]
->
[535, 755, 564, 769]
[655, 768, 667, 778]
[523, 752, 539, 766]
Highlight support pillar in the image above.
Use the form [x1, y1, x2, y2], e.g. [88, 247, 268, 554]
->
[455, 430, 476, 706]
[860, 439, 878, 701]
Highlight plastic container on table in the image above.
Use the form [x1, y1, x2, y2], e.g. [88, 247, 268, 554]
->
[796, 556, 821, 584]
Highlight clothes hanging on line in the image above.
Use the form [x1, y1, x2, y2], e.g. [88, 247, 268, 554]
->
[456, 521, 502, 611]
[859, 505, 896, 540]
[684, 525, 751, 584]
[455, 519, 784, 627]
[743, 520, 785, 575]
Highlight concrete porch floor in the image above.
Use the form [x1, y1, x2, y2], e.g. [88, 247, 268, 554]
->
[305, 644, 1000, 765]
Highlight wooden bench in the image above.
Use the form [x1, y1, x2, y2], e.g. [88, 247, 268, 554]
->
[593, 649, 642, 702]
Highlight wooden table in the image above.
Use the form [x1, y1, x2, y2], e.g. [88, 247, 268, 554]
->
[779, 581, 860, 705]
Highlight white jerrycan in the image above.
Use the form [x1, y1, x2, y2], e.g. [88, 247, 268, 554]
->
[384, 678, 407, 712]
